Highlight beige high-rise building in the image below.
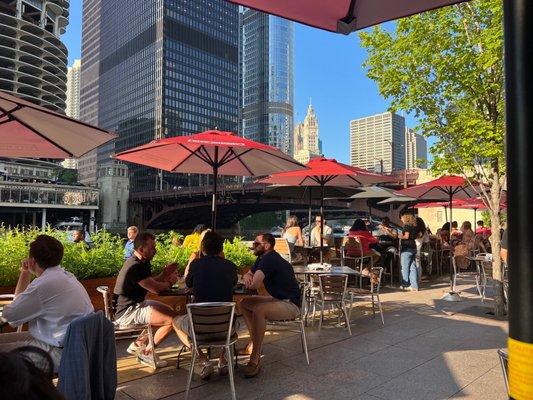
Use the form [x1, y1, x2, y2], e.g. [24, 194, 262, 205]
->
[293, 103, 320, 164]
[349, 112, 406, 173]
[405, 128, 428, 169]
[62, 59, 82, 170]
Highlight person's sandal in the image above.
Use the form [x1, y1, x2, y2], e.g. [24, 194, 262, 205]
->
[243, 360, 261, 378]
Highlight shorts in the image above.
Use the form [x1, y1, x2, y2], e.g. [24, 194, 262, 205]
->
[115, 302, 153, 326]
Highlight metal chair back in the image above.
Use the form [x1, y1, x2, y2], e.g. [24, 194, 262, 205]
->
[187, 302, 235, 347]
[369, 267, 383, 294]
[318, 274, 348, 302]
[96, 286, 115, 321]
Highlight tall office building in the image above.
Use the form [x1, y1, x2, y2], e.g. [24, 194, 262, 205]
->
[293, 103, 320, 164]
[405, 128, 428, 169]
[349, 112, 406, 173]
[241, 9, 294, 155]
[78, 0, 240, 191]
[65, 59, 81, 119]
[62, 59, 82, 169]
[0, 1, 69, 112]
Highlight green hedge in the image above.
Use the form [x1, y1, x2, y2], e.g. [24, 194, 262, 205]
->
[0, 226, 255, 286]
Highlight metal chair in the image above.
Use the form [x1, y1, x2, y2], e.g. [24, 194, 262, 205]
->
[341, 236, 374, 288]
[96, 286, 161, 369]
[267, 283, 310, 365]
[497, 348, 509, 394]
[451, 255, 485, 297]
[185, 302, 237, 400]
[275, 237, 292, 263]
[347, 267, 385, 325]
[0, 294, 23, 332]
[419, 241, 434, 276]
[315, 274, 351, 336]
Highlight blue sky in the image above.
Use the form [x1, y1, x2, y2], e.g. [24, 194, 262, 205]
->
[61, 1, 423, 164]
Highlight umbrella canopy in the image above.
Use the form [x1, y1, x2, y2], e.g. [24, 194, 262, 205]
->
[114, 130, 306, 229]
[394, 175, 478, 201]
[263, 185, 362, 200]
[0, 91, 116, 158]
[259, 157, 392, 187]
[228, 0, 468, 34]
[259, 157, 393, 261]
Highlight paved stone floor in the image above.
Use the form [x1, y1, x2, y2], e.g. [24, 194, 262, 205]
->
[115, 277, 508, 400]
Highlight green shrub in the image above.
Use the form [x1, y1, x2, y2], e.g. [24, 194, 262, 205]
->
[0, 227, 256, 286]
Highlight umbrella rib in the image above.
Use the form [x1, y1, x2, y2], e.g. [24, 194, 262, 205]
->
[0, 99, 113, 135]
[6, 111, 73, 157]
[224, 148, 254, 175]
[0, 105, 22, 120]
[170, 144, 212, 171]
[198, 145, 215, 165]
[218, 148, 235, 165]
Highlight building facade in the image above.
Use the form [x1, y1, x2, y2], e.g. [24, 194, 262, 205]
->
[293, 103, 320, 164]
[405, 128, 428, 169]
[62, 59, 82, 169]
[349, 112, 406, 173]
[78, 0, 240, 192]
[241, 9, 294, 154]
[0, 0, 69, 112]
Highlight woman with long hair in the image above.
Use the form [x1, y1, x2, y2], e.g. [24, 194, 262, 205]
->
[282, 215, 304, 250]
[399, 213, 420, 291]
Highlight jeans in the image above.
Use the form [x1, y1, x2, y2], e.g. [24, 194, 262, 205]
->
[401, 249, 418, 290]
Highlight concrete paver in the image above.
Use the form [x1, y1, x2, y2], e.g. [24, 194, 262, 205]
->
[115, 278, 508, 400]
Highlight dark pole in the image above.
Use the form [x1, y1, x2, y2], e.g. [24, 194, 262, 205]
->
[448, 192, 454, 291]
[308, 187, 312, 246]
[320, 182, 325, 264]
[473, 208, 477, 230]
[211, 147, 219, 230]
[504, 1, 533, 398]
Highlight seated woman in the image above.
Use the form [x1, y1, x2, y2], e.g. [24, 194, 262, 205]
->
[439, 222, 451, 247]
[282, 215, 305, 263]
[344, 219, 381, 270]
[181, 224, 206, 250]
[454, 221, 476, 269]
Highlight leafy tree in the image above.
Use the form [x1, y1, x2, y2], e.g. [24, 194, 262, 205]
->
[360, 0, 506, 315]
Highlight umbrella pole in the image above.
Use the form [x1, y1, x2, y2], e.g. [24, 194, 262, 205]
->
[449, 194, 454, 291]
[474, 208, 477, 229]
[320, 183, 324, 264]
[211, 148, 219, 230]
[308, 188, 312, 246]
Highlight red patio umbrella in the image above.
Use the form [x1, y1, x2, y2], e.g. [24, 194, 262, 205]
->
[0, 91, 116, 158]
[113, 130, 306, 229]
[227, 0, 468, 34]
[259, 157, 393, 262]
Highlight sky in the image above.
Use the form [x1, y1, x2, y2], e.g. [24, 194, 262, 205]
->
[61, 1, 425, 165]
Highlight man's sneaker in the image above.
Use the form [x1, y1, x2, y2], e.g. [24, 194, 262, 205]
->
[194, 361, 214, 380]
[137, 352, 168, 369]
[127, 341, 144, 355]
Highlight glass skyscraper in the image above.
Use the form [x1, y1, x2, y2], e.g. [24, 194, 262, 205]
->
[241, 9, 294, 154]
[79, 0, 239, 192]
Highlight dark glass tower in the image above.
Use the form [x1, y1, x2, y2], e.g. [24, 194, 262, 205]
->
[79, 0, 239, 192]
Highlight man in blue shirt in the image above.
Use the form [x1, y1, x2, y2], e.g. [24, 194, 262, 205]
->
[239, 233, 301, 378]
[124, 226, 138, 260]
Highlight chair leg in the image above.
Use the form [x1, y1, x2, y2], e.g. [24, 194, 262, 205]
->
[371, 294, 376, 319]
[318, 301, 324, 333]
[377, 294, 384, 325]
[300, 320, 310, 365]
[348, 293, 354, 321]
[311, 297, 317, 326]
[342, 305, 352, 336]
[176, 344, 188, 369]
[226, 346, 236, 400]
[185, 347, 196, 400]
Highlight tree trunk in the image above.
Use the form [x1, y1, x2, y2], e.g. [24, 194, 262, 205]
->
[488, 171, 505, 317]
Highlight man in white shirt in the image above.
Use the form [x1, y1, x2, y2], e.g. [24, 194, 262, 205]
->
[0, 235, 94, 370]
[310, 216, 333, 247]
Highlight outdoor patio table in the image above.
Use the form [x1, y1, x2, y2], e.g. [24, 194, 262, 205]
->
[292, 265, 361, 325]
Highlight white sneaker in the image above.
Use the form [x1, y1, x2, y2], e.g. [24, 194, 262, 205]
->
[127, 341, 144, 355]
[137, 352, 168, 369]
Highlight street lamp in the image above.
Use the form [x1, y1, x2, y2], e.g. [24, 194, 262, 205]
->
[384, 139, 408, 188]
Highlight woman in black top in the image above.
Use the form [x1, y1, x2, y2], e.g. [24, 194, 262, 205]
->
[399, 213, 419, 291]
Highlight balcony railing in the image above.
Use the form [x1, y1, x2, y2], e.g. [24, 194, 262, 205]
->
[0, 181, 99, 207]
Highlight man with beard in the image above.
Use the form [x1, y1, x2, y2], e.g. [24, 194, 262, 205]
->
[239, 233, 301, 378]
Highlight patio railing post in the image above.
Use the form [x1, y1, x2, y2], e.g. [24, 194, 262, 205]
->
[503, 1, 533, 398]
